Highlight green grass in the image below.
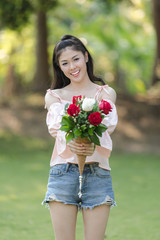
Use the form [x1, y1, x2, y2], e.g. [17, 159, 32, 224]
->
[0, 132, 160, 240]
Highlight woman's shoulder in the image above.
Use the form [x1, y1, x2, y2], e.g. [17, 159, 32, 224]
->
[106, 86, 117, 103]
[45, 89, 62, 110]
[99, 85, 117, 103]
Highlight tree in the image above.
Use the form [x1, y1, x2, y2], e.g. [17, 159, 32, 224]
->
[0, 0, 33, 95]
[29, 0, 57, 92]
[0, 0, 57, 93]
[152, 0, 160, 85]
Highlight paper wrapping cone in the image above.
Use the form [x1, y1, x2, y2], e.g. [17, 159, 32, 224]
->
[75, 136, 91, 175]
[76, 154, 86, 176]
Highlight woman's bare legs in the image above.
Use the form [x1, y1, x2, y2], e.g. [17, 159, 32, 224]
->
[82, 204, 110, 240]
[49, 202, 78, 240]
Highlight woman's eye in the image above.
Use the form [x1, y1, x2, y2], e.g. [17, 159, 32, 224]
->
[62, 62, 67, 66]
[74, 58, 79, 61]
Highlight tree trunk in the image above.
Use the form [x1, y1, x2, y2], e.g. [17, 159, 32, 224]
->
[3, 64, 16, 96]
[152, 0, 160, 85]
[33, 10, 50, 93]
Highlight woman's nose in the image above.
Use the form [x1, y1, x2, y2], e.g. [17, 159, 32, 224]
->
[69, 62, 76, 70]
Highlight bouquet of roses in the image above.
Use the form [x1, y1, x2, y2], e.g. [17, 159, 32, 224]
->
[60, 96, 112, 145]
[60, 95, 112, 197]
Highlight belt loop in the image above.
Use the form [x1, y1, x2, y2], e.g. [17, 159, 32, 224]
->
[66, 163, 70, 172]
[89, 164, 94, 174]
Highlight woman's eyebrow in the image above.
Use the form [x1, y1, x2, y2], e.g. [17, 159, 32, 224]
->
[60, 54, 79, 63]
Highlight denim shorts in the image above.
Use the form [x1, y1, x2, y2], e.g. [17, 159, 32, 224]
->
[42, 163, 116, 210]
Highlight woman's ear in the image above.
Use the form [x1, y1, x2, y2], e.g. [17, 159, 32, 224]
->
[85, 52, 88, 63]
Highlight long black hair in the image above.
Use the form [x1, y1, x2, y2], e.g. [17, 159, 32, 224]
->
[51, 34, 105, 89]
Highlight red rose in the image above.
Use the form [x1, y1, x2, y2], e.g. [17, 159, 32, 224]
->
[67, 104, 80, 117]
[88, 112, 102, 126]
[99, 100, 112, 115]
[73, 95, 82, 105]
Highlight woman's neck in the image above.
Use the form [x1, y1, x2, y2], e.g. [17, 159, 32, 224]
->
[67, 80, 96, 93]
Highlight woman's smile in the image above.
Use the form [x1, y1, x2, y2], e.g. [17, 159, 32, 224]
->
[70, 70, 80, 77]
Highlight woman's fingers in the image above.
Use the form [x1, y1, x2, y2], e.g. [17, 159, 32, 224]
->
[68, 140, 95, 156]
[69, 141, 84, 150]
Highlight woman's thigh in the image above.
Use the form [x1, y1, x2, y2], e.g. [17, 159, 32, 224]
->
[82, 204, 110, 240]
[49, 202, 78, 240]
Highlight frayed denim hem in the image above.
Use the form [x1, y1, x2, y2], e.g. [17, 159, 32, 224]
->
[41, 193, 79, 209]
[41, 194, 116, 211]
[80, 195, 117, 211]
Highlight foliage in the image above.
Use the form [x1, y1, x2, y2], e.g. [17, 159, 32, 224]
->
[0, 0, 33, 31]
[0, 0, 58, 31]
[28, 0, 57, 11]
[0, 0, 156, 94]
[51, 0, 155, 93]
[0, 27, 36, 87]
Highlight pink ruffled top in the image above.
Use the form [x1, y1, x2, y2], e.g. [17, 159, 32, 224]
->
[45, 85, 118, 170]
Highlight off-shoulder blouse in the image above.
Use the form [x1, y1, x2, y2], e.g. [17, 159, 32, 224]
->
[45, 85, 118, 170]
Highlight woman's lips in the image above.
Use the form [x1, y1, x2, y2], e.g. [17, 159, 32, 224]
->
[70, 70, 80, 77]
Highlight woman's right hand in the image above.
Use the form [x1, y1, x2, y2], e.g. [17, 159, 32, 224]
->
[68, 139, 95, 156]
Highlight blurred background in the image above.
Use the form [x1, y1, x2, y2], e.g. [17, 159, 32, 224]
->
[0, 0, 160, 240]
[0, 0, 160, 153]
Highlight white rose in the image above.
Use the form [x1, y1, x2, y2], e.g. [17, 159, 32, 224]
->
[82, 98, 96, 112]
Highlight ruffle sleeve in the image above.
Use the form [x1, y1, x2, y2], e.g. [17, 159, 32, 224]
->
[96, 99, 118, 158]
[102, 99, 118, 135]
[46, 102, 64, 132]
[46, 103, 72, 157]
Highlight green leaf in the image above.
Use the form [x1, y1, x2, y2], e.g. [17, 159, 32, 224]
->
[89, 124, 95, 128]
[82, 132, 88, 137]
[92, 101, 99, 112]
[61, 116, 71, 126]
[60, 125, 70, 132]
[66, 132, 74, 143]
[89, 133, 100, 146]
[64, 103, 70, 112]
[74, 128, 81, 136]
[94, 123, 107, 137]
[94, 127, 102, 137]
[68, 116, 75, 127]
[81, 124, 87, 131]
[98, 123, 108, 132]
[61, 116, 75, 129]
[88, 128, 94, 135]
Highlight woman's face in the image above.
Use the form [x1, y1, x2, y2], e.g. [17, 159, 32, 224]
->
[58, 47, 88, 83]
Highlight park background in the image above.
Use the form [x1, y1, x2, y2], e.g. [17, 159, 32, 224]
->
[0, 0, 160, 239]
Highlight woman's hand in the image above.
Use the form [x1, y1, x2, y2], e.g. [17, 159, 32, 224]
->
[68, 139, 95, 156]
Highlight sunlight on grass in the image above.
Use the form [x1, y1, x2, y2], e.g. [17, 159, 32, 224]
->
[0, 134, 160, 240]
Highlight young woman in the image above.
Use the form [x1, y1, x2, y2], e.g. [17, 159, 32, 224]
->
[42, 35, 118, 240]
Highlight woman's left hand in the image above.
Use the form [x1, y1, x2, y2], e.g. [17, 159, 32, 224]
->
[68, 140, 95, 156]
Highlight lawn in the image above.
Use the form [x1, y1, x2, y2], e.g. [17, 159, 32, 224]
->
[0, 132, 160, 240]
